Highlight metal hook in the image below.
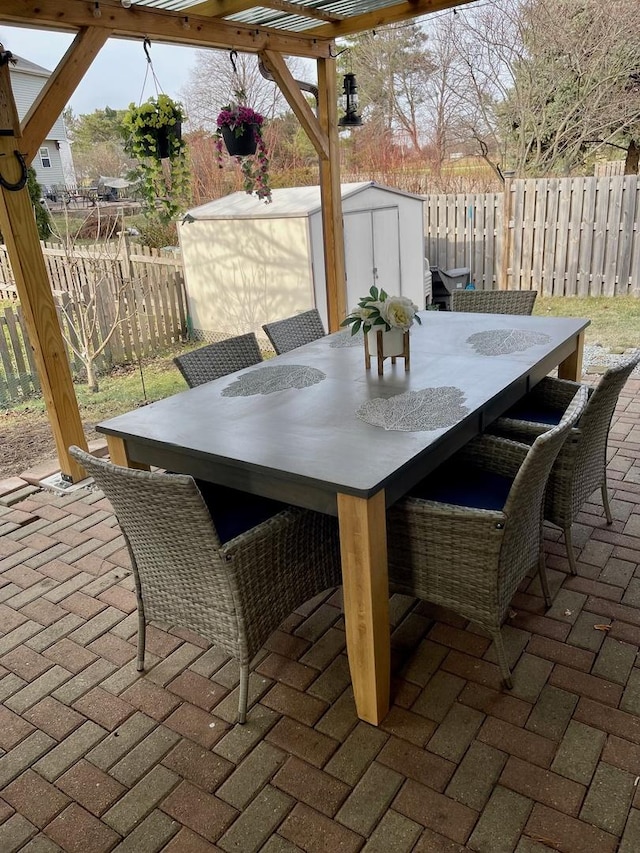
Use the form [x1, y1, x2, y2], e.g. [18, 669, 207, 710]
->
[143, 37, 152, 64]
[229, 49, 239, 76]
[328, 45, 347, 58]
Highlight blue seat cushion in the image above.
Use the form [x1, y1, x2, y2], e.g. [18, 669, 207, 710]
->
[502, 399, 564, 426]
[195, 480, 288, 544]
[410, 461, 513, 511]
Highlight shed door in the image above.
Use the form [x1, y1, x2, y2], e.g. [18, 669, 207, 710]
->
[344, 207, 401, 305]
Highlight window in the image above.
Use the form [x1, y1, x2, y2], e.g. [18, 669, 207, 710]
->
[39, 147, 51, 168]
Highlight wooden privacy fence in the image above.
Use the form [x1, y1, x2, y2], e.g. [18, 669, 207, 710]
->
[425, 174, 640, 297]
[0, 305, 40, 407]
[0, 240, 187, 407]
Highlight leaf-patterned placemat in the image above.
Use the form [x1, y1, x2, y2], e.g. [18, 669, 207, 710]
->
[222, 364, 326, 397]
[330, 330, 363, 348]
[467, 329, 551, 356]
[357, 387, 468, 431]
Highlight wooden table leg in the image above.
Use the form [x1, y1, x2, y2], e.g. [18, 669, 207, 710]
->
[337, 490, 390, 725]
[106, 435, 149, 470]
[558, 330, 585, 381]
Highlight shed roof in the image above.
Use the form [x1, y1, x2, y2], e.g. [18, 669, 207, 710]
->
[183, 181, 424, 221]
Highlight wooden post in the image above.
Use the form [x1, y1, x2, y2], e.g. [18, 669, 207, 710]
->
[105, 436, 149, 470]
[557, 331, 585, 382]
[0, 50, 87, 481]
[317, 57, 347, 332]
[337, 490, 390, 725]
[499, 177, 513, 291]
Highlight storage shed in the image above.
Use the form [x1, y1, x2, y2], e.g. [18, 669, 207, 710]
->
[178, 182, 426, 341]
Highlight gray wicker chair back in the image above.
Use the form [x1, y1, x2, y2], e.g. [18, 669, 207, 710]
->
[262, 309, 326, 354]
[174, 333, 262, 387]
[451, 290, 537, 315]
[69, 446, 341, 722]
[549, 350, 640, 526]
[491, 350, 640, 573]
[387, 385, 587, 686]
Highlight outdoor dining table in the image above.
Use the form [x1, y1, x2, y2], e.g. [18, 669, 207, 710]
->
[97, 310, 589, 726]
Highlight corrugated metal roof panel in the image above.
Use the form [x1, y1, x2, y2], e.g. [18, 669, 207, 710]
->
[131, 0, 416, 33]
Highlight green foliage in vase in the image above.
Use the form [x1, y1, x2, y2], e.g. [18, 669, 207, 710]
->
[122, 95, 190, 222]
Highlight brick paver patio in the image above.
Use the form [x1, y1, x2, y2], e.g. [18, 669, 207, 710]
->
[0, 375, 639, 853]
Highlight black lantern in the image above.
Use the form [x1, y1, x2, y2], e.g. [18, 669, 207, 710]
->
[338, 73, 362, 127]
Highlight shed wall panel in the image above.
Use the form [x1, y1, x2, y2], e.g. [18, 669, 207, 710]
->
[179, 217, 313, 340]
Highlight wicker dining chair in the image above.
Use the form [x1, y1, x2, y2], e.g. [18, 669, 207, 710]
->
[69, 446, 341, 723]
[262, 309, 326, 354]
[489, 350, 640, 574]
[174, 332, 263, 388]
[386, 385, 587, 687]
[451, 290, 538, 315]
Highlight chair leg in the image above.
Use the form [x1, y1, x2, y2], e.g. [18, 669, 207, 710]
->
[237, 663, 249, 724]
[564, 526, 578, 575]
[538, 550, 552, 609]
[491, 629, 513, 690]
[601, 481, 613, 525]
[136, 610, 146, 672]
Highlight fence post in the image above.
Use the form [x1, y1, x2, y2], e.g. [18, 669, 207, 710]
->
[119, 227, 135, 282]
[499, 177, 513, 291]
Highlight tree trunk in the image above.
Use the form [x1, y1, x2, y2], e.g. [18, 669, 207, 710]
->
[86, 360, 99, 393]
[624, 140, 639, 175]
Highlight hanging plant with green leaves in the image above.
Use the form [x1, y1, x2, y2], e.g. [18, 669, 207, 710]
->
[122, 94, 190, 222]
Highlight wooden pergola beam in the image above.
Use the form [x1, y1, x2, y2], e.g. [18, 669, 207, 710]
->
[317, 56, 346, 332]
[260, 52, 345, 327]
[21, 27, 110, 165]
[0, 0, 332, 59]
[0, 52, 87, 481]
[260, 50, 329, 161]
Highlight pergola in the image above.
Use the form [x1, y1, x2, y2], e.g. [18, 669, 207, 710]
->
[0, 0, 472, 481]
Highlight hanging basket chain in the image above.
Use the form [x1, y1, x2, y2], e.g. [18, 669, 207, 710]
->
[138, 37, 165, 106]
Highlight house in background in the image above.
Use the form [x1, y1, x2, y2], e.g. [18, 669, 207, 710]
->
[9, 55, 76, 193]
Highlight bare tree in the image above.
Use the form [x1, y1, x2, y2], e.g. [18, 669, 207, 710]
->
[341, 23, 435, 152]
[448, 0, 640, 176]
[421, 14, 471, 172]
[50, 211, 140, 392]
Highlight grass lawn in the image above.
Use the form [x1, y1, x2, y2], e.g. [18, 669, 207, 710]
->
[5, 345, 194, 422]
[533, 296, 640, 349]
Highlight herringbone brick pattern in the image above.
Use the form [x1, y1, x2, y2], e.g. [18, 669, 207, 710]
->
[0, 377, 639, 852]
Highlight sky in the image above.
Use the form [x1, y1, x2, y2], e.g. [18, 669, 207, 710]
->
[0, 24, 200, 115]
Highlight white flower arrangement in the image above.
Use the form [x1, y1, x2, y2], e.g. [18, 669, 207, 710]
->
[341, 286, 422, 335]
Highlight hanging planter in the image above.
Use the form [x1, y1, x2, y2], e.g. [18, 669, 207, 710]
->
[220, 124, 258, 157]
[122, 94, 189, 222]
[214, 102, 271, 203]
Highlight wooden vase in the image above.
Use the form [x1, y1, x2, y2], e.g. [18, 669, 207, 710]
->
[364, 327, 410, 375]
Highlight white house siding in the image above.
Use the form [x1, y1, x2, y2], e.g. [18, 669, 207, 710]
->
[9, 59, 72, 191]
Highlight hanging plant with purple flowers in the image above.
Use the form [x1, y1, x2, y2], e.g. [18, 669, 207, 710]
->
[214, 97, 271, 203]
